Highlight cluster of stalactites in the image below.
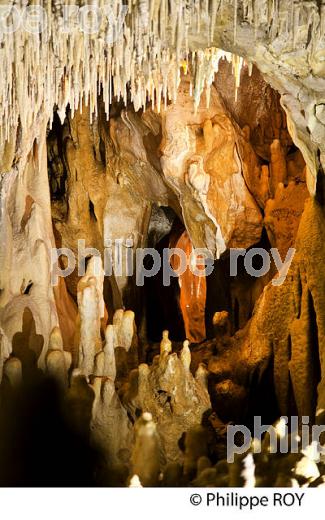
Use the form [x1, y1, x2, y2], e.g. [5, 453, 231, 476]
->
[0, 0, 313, 148]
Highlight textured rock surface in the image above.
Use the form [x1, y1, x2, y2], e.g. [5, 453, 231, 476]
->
[203, 197, 325, 425]
[160, 78, 263, 256]
[123, 340, 211, 463]
[1, 0, 325, 488]
[0, 122, 59, 372]
[169, 229, 207, 343]
[1, 0, 325, 194]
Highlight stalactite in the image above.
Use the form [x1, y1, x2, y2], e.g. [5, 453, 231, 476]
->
[0, 1, 294, 150]
[234, 0, 238, 44]
[232, 54, 244, 102]
[210, 0, 218, 44]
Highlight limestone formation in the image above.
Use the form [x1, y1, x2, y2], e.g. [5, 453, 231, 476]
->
[45, 349, 70, 390]
[124, 341, 211, 463]
[160, 330, 172, 356]
[90, 376, 133, 472]
[102, 325, 117, 380]
[264, 180, 308, 257]
[1, 0, 325, 489]
[77, 257, 104, 376]
[130, 412, 161, 487]
[3, 357, 22, 389]
[169, 229, 207, 343]
[180, 340, 191, 371]
[160, 78, 263, 256]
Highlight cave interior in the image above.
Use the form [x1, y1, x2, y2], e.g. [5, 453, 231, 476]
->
[0, 0, 325, 488]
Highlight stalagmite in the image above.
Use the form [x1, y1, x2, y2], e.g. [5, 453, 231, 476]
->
[180, 340, 191, 370]
[48, 326, 63, 351]
[77, 257, 105, 376]
[45, 349, 69, 390]
[103, 325, 117, 380]
[119, 310, 136, 351]
[77, 278, 101, 375]
[90, 376, 133, 469]
[294, 446, 320, 484]
[259, 164, 271, 205]
[3, 357, 22, 388]
[137, 363, 151, 400]
[94, 351, 105, 377]
[131, 412, 161, 487]
[195, 363, 209, 390]
[160, 330, 172, 355]
[109, 308, 138, 379]
[113, 309, 125, 346]
[128, 475, 143, 487]
[270, 139, 287, 196]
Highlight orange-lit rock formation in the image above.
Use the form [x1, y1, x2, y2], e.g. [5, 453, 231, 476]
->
[170, 229, 206, 343]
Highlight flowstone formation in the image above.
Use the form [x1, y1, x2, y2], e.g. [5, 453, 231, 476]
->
[123, 337, 211, 463]
[1, 0, 325, 487]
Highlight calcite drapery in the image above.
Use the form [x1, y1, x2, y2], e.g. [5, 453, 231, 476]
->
[169, 229, 206, 343]
[0, 120, 59, 374]
[160, 78, 263, 257]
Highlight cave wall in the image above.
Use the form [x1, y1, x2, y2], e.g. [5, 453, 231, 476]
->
[0, 0, 325, 486]
[0, 116, 59, 373]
